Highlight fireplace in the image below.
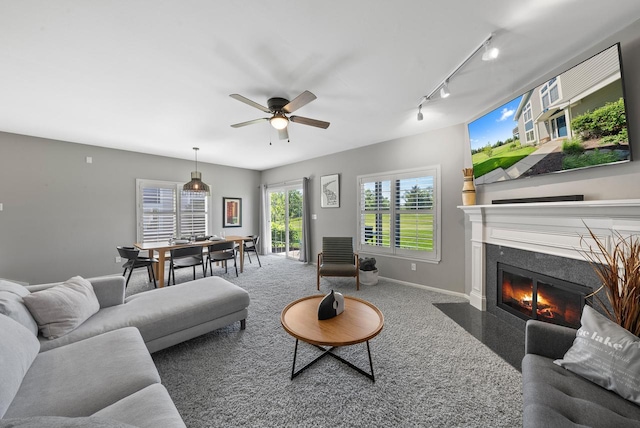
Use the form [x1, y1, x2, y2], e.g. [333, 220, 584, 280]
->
[497, 263, 590, 329]
[459, 200, 640, 316]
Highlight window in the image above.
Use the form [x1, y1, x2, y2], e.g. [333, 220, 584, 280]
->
[523, 102, 535, 143]
[357, 166, 441, 262]
[136, 179, 209, 243]
[540, 77, 561, 110]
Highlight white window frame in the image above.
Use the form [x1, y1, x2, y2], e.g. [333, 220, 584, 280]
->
[135, 179, 211, 243]
[356, 165, 441, 263]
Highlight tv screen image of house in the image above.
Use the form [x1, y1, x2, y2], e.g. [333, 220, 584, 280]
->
[468, 43, 630, 185]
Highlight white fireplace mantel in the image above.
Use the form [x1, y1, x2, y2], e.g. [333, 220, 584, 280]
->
[459, 199, 640, 311]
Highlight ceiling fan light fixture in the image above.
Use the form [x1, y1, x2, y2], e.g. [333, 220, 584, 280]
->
[270, 113, 289, 130]
[183, 147, 210, 195]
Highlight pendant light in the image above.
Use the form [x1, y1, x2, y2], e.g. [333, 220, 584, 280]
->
[183, 147, 210, 195]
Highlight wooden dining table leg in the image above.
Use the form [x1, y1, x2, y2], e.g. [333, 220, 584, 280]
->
[238, 239, 244, 273]
[156, 250, 166, 287]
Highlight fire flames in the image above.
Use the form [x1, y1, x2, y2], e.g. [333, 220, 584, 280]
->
[501, 277, 581, 327]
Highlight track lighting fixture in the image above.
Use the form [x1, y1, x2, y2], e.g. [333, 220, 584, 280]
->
[416, 33, 499, 113]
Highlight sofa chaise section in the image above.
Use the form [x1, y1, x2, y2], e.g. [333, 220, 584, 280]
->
[31, 275, 250, 353]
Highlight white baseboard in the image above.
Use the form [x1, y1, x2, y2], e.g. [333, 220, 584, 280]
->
[378, 275, 469, 301]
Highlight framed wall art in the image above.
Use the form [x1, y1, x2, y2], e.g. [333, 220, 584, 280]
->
[223, 197, 242, 227]
[320, 174, 340, 208]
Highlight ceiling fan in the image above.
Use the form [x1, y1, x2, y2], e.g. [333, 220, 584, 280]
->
[229, 90, 330, 140]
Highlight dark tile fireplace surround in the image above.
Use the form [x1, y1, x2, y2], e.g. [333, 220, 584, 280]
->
[485, 244, 607, 331]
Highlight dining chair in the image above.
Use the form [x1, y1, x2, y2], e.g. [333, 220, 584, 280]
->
[116, 246, 158, 289]
[206, 240, 238, 277]
[243, 235, 261, 267]
[167, 245, 205, 286]
[317, 237, 360, 291]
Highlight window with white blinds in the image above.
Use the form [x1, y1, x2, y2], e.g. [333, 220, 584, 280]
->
[136, 179, 209, 243]
[357, 166, 440, 262]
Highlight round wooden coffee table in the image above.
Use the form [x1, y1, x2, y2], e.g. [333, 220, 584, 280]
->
[281, 295, 384, 381]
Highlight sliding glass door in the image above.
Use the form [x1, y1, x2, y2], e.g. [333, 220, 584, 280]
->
[268, 185, 303, 259]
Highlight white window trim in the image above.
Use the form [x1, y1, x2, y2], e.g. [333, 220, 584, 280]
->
[356, 165, 441, 263]
[135, 179, 211, 243]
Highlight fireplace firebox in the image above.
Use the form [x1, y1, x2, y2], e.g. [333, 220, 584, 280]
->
[497, 263, 590, 329]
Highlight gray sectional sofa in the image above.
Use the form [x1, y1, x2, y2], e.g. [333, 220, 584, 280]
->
[522, 320, 640, 428]
[0, 275, 250, 427]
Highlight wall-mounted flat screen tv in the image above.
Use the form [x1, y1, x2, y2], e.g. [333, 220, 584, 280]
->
[468, 43, 630, 185]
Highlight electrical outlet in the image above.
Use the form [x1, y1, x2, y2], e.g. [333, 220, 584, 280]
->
[411, 263, 417, 271]
[115, 257, 122, 263]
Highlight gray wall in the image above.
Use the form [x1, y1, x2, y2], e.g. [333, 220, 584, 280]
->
[0, 132, 261, 284]
[474, 19, 640, 204]
[262, 125, 468, 294]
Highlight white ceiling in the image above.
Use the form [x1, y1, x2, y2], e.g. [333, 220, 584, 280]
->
[1, 1, 639, 171]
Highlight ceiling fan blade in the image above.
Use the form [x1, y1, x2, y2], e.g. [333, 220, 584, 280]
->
[283, 90, 317, 113]
[278, 127, 289, 141]
[229, 94, 271, 113]
[230, 118, 269, 128]
[289, 115, 330, 129]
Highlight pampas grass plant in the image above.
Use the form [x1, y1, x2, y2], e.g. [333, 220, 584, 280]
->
[580, 226, 640, 336]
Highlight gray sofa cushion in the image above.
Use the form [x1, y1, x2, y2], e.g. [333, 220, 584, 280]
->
[93, 384, 186, 428]
[522, 354, 640, 428]
[0, 287, 38, 336]
[0, 315, 40, 419]
[86, 276, 126, 309]
[0, 279, 29, 297]
[4, 327, 160, 419]
[22, 277, 100, 339]
[38, 276, 250, 351]
[0, 416, 137, 427]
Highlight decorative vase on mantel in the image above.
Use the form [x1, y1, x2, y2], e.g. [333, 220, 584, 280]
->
[462, 168, 476, 205]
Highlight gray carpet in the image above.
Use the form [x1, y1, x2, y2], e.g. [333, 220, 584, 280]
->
[126, 255, 523, 427]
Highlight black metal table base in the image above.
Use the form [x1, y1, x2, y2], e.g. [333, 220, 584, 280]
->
[290, 339, 375, 382]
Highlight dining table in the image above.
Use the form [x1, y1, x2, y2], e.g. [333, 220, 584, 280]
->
[134, 235, 252, 287]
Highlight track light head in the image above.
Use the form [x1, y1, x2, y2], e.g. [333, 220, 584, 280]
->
[482, 40, 499, 61]
[440, 81, 450, 99]
[417, 104, 424, 121]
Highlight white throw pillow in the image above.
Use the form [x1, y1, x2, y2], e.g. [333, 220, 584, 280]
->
[22, 276, 100, 339]
[0, 279, 38, 335]
[554, 305, 640, 405]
